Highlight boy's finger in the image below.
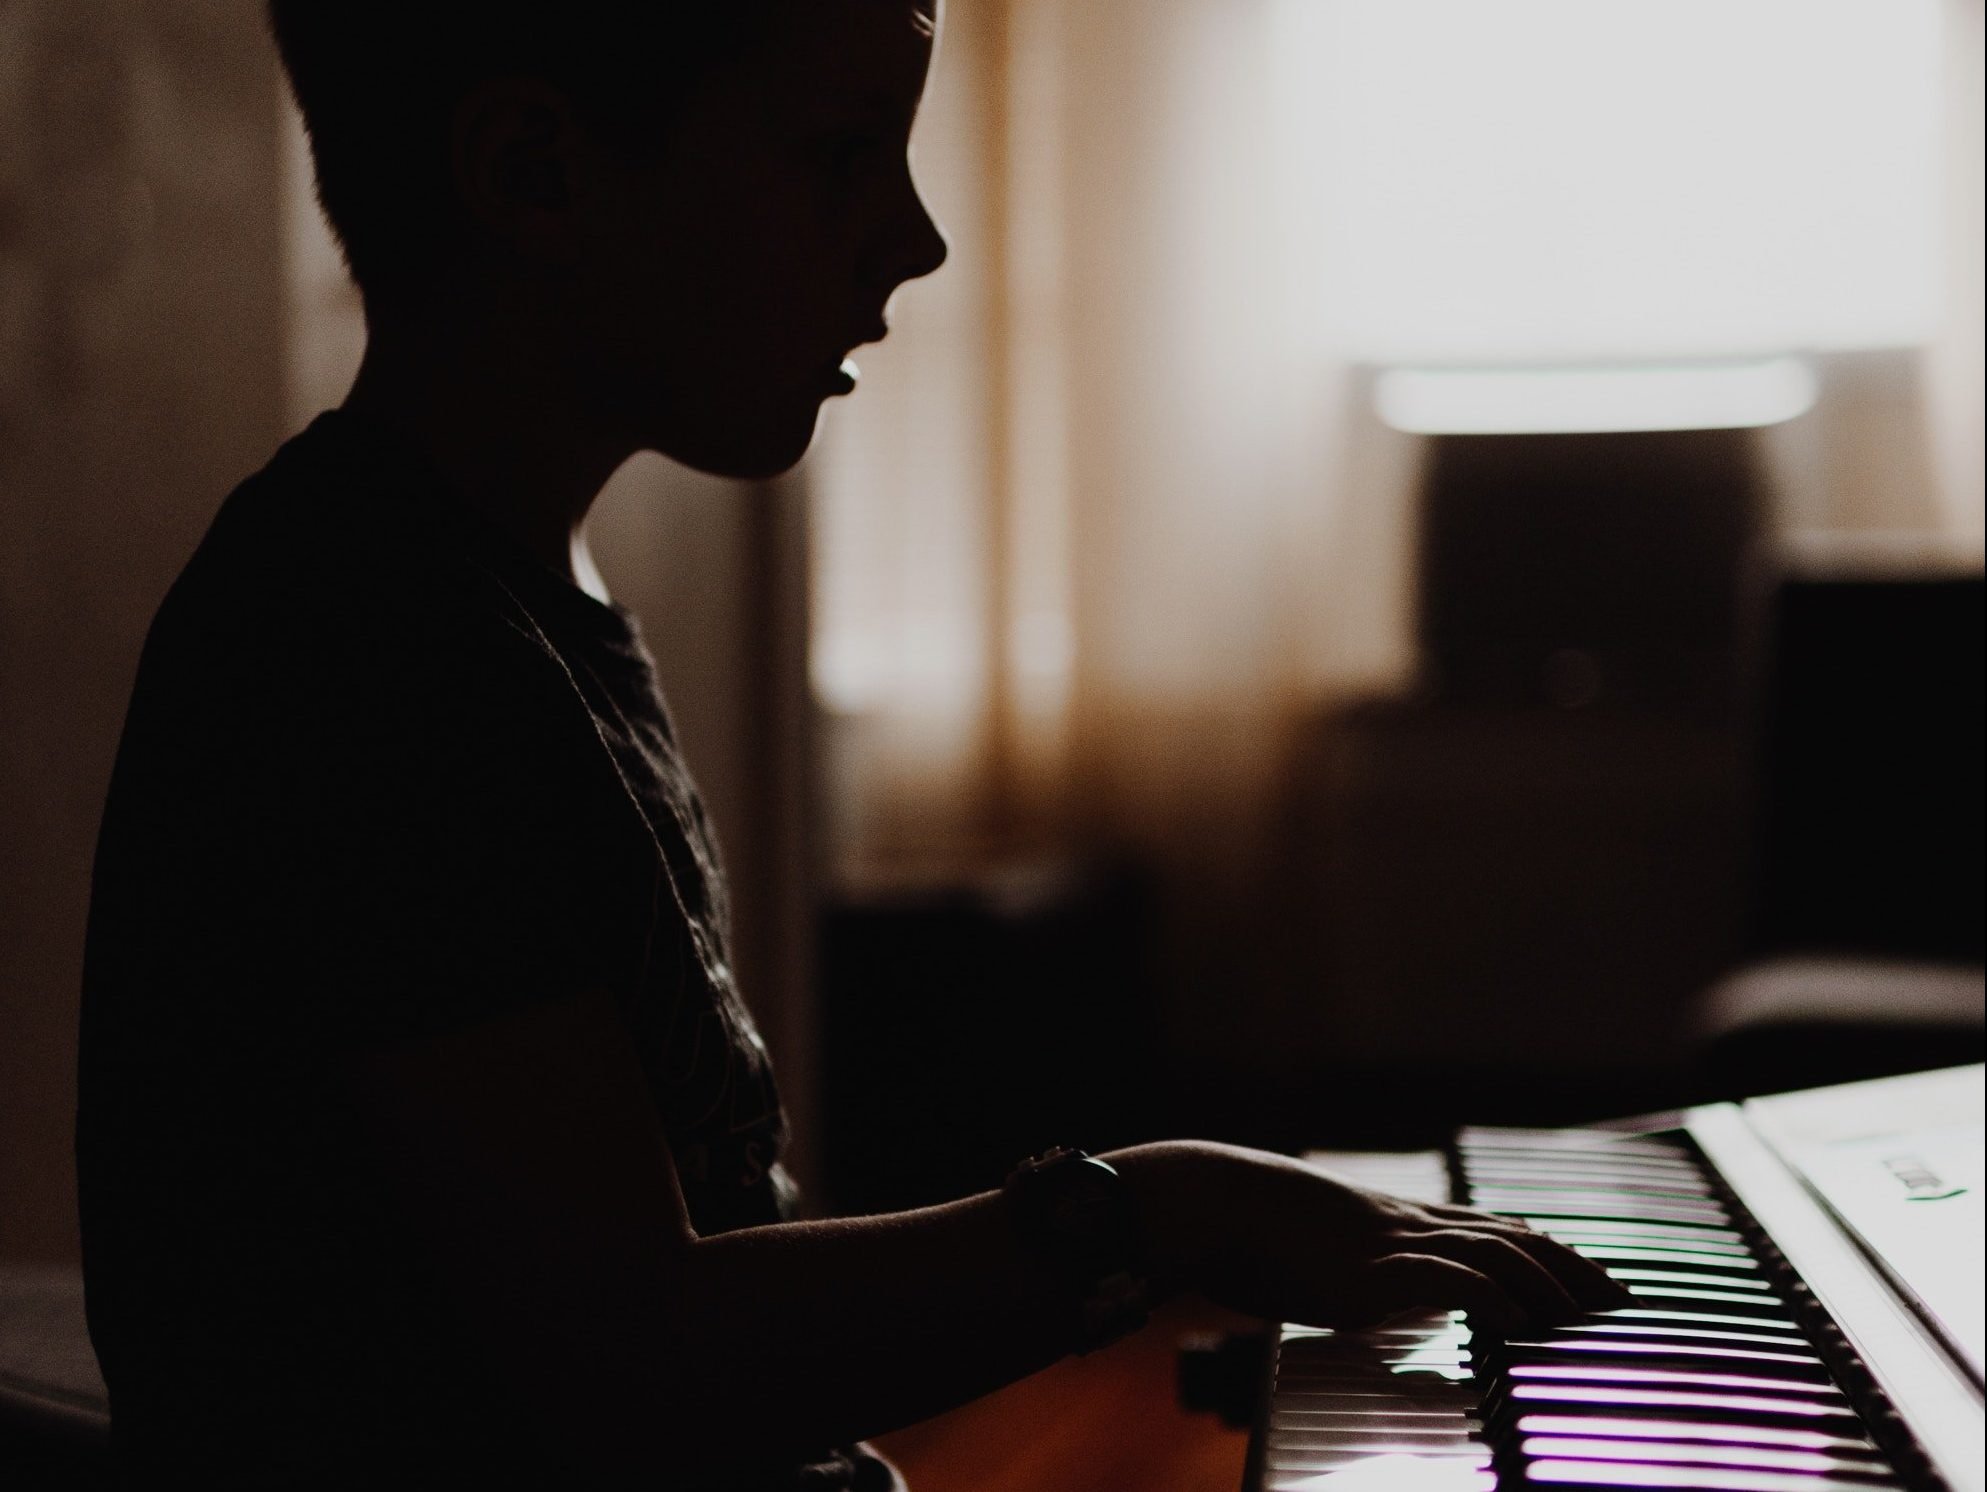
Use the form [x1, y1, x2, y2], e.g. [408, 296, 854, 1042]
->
[1361, 1252, 1529, 1337]
[1433, 1230, 1586, 1324]
[1495, 1227, 1640, 1308]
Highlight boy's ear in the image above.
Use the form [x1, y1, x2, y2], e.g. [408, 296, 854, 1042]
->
[450, 77, 585, 265]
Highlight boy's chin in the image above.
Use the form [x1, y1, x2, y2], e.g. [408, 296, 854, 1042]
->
[649, 407, 824, 482]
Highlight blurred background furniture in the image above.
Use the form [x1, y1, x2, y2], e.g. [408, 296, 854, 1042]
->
[1692, 560, 1985, 1098]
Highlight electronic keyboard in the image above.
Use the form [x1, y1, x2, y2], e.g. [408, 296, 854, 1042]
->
[1243, 1066, 1984, 1492]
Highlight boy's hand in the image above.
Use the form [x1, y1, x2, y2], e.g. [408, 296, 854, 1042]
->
[1116, 1141, 1635, 1336]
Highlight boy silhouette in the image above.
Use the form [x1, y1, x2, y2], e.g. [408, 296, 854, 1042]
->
[76, 3, 1627, 1487]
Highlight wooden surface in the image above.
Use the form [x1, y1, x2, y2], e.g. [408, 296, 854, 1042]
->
[875, 1300, 1253, 1492]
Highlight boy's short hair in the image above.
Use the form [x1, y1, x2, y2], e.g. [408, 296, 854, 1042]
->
[268, 2, 776, 311]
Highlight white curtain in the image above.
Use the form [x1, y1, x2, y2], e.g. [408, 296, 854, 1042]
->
[811, 0, 1399, 884]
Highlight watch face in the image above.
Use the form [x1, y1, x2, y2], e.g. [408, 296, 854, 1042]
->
[1043, 1158, 1130, 1267]
[1051, 1188, 1116, 1236]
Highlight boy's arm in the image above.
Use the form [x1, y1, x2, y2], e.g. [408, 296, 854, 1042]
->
[349, 988, 1625, 1481]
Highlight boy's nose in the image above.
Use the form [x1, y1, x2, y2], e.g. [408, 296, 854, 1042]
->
[887, 187, 950, 290]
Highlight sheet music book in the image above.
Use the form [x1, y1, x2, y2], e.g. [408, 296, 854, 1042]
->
[1747, 1063, 1986, 1386]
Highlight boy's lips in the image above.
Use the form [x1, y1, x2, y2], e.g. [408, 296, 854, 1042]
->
[821, 323, 887, 397]
[821, 357, 859, 397]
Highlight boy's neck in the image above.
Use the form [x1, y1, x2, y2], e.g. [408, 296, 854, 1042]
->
[340, 313, 629, 602]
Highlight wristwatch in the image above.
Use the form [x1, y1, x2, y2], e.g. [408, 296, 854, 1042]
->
[1003, 1147, 1152, 1353]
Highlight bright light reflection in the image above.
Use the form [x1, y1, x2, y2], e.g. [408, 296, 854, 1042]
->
[1374, 359, 1819, 436]
[1274, 1453, 1497, 1492]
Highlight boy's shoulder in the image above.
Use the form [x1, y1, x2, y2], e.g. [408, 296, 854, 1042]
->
[149, 413, 560, 700]
[117, 414, 606, 818]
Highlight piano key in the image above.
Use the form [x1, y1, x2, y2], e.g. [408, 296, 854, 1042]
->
[1270, 1430, 1485, 1452]
[1556, 1325, 1830, 1351]
[1462, 1141, 1703, 1163]
[1466, 1150, 1708, 1170]
[1458, 1132, 1692, 1158]
[1274, 1377, 1477, 1396]
[1274, 1378, 1476, 1399]
[1271, 1399, 1481, 1421]
[1592, 1311, 1805, 1335]
[1497, 1384, 1870, 1429]
[1472, 1202, 1735, 1222]
[1482, 1373, 1849, 1425]
[1621, 1286, 1792, 1315]
[1603, 1271, 1776, 1293]
[1465, 1164, 1716, 1189]
[1282, 1339, 1475, 1358]
[1470, 1183, 1723, 1206]
[1265, 1448, 1492, 1473]
[1482, 1340, 1828, 1374]
[1478, 1185, 1725, 1207]
[1518, 1437, 1895, 1478]
[1278, 1350, 1474, 1368]
[1268, 1453, 1493, 1478]
[1501, 1366, 1850, 1400]
[1517, 1457, 1901, 1492]
[1545, 1241, 1754, 1265]
[1527, 1222, 1749, 1248]
[1279, 1352, 1475, 1372]
[1278, 1333, 1466, 1358]
[1494, 1350, 1828, 1398]
[1267, 1461, 1492, 1484]
[1281, 1320, 1469, 1344]
[1476, 1197, 1734, 1226]
[1462, 1176, 1724, 1199]
[1271, 1381, 1470, 1402]
[1276, 1394, 1478, 1411]
[1569, 1248, 1764, 1273]
[1279, 1406, 1486, 1430]
[1513, 1418, 1881, 1456]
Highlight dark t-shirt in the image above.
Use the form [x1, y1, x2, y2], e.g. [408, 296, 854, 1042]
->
[76, 412, 864, 1488]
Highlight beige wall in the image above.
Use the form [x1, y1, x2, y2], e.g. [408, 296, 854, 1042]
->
[0, 0, 289, 1262]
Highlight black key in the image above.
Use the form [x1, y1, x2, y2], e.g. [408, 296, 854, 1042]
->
[1271, 1414, 1478, 1438]
[1466, 1163, 1716, 1189]
[1494, 1384, 1870, 1433]
[1556, 1325, 1828, 1352]
[1605, 1270, 1775, 1293]
[1275, 1373, 1476, 1396]
[1271, 1430, 1494, 1454]
[1542, 1234, 1756, 1260]
[1589, 1311, 1805, 1336]
[1477, 1184, 1723, 1207]
[1476, 1196, 1734, 1226]
[1527, 1222, 1750, 1250]
[1619, 1285, 1793, 1319]
[1458, 1132, 1692, 1160]
[1570, 1248, 1765, 1274]
[1467, 1160, 1716, 1184]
